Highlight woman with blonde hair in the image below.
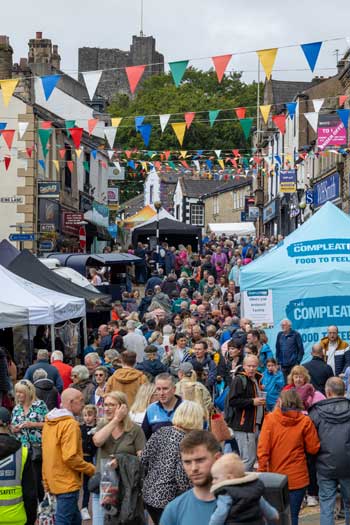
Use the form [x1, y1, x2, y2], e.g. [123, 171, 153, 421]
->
[11, 379, 48, 501]
[92, 391, 145, 525]
[141, 400, 204, 524]
[284, 365, 325, 411]
[175, 362, 212, 415]
[130, 383, 158, 426]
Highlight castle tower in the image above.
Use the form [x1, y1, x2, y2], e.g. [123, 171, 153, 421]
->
[28, 32, 61, 75]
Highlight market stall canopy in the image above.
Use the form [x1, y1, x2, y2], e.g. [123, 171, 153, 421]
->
[46, 252, 141, 275]
[133, 217, 202, 235]
[40, 259, 99, 291]
[240, 201, 350, 357]
[0, 239, 20, 268]
[208, 222, 256, 236]
[0, 264, 85, 324]
[124, 205, 156, 228]
[8, 250, 110, 307]
[132, 208, 178, 231]
[0, 301, 29, 329]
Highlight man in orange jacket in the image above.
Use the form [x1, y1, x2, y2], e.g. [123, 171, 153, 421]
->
[42, 388, 95, 525]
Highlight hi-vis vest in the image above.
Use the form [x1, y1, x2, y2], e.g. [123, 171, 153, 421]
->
[0, 446, 27, 524]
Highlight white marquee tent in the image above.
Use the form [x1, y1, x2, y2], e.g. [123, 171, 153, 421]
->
[0, 302, 29, 329]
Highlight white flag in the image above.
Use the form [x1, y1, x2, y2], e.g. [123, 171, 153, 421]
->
[214, 150, 221, 158]
[18, 122, 29, 139]
[193, 160, 200, 171]
[107, 150, 114, 160]
[82, 70, 102, 101]
[304, 112, 319, 133]
[104, 127, 117, 149]
[159, 114, 170, 133]
[313, 99, 324, 113]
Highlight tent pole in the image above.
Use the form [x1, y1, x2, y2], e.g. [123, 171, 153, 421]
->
[83, 317, 88, 350]
[50, 324, 55, 354]
[27, 325, 32, 364]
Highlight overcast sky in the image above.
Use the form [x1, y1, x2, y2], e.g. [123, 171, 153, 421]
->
[4, 0, 350, 83]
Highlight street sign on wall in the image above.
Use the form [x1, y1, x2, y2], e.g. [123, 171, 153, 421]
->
[9, 233, 35, 242]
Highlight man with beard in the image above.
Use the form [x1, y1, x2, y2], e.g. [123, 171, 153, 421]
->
[160, 430, 221, 525]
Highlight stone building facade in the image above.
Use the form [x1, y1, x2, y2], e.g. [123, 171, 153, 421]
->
[78, 34, 164, 101]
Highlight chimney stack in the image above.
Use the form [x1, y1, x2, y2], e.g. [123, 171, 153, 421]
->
[0, 35, 13, 79]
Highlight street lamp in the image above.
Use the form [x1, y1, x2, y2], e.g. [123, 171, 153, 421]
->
[154, 201, 162, 269]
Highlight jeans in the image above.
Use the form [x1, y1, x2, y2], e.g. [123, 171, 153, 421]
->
[234, 430, 258, 471]
[289, 487, 306, 525]
[56, 490, 81, 525]
[318, 476, 350, 525]
[92, 492, 105, 525]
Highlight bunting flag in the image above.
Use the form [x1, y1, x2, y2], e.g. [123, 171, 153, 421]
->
[301, 41, 322, 72]
[206, 159, 213, 170]
[125, 150, 132, 159]
[260, 104, 271, 124]
[180, 160, 189, 169]
[239, 118, 253, 139]
[337, 109, 350, 129]
[69, 127, 83, 149]
[171, 122, 187, 146]
[169, 60, 189, 87]
[339, 95, 348, 107]
[0, 123, 7, 130]
[214, 150, 221, 158]
[67, 160, 74, 173]
[41, 75, 60, 100]
[256, 48, 278, 80]
[313, 99, 324, 113]
[304, 112, 319, 133]
[1, 130, 15, 150]
[111, 117, 122, 128]
[82, 70, 102, 100]
[235, 107, 246, 119]
[286, 102, 297, 120]
[139, 124, 153, 147]
[184, 112, 195, 129]
[38, 128, 52, 156]
[0, 79, 19, 107]
[218, 159, 225, 169]
[135, 116, 145, 130]
[212, 54, 232, 83]
[58, 148, 66, 159]
[75, 149, 82, 159]
[88, 118, 99, 135]
[159, 114, 170, 132]
[125, 64, 146, 94]
[4, 156, 11, 171]
[18, 122, 29, 139]
[26, 147, 34, 158]
[107, 150, 114, 160]
[41, 121, 52, 129]
[52, 160, 60, 172]
[83, 160, 90, 173]
[65, 120, 75, 137]
[38, 159, 46, 171]
[272, 114, 287, 134]
[104, 126, 117, 149]
[209, 110, 220, 127]
[91, 150, 97, 160]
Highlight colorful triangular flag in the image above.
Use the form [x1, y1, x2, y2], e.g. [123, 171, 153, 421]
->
[159, 114, 170, 132]
[214, 150, 221, 158]
[272, 114, 287, 134]
[111, 117, 122, 128]
[65, 120, 75, 137]
[260, 105, 271, 124]
[41, 121, 52, 129]
[82, 70, 102, 100]
[104, 126, 117, 149]
[235, 107, 246, 119]
[256, 48, 278, 80]
[18, 122, 29, 139]
[125, 65, 146, 94]
[304, 112, 319, 133]
[313, 99, 324, 113]
[239, 118, 254, 139]
[38, 128, 52, 156]
[286, 102, 297, 120]
[209, 110, 220, 127]
[138, 124, 153, 147]
[169, 60, 189, 87]
[83, 160, 90, 172]
[4, 156, 11, 171]
[67, 160, 74, 174]
[171, 122, 186, 146]
[38, 159, 46, 171]
[337, 109, 350, 129]
[75, 149, 83, 159]
[58, 148, 66, 159]
[52, 160, 60, 172]
[41, 75, 60, 100]
[301, 42, 322, 72]
[0, 79, 19, 107]
[1, 130, 15, 150]
[212, 54, 232, 83]
[339, 95, 348, 107]
[69, 127, 83, 149]
[184, 112, 195, 129]
[88, 118, 99, 136]
[218, 159, 225, 170]
[135, 116, 145, 130]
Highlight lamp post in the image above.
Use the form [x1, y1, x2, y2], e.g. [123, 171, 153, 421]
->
[154, 201, 162, 269]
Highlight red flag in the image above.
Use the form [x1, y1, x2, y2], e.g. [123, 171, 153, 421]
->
[67, 160, 74, 173]
[153, 161, 161, 170]
[184, 112, 195, 129]
[339, 95, 348, 107]
[272, 114, 287, 134]
[164, 150, 171, 160]
[180, 160, 189, 169]
[232, 149, 240, 157]
[4, 156, 11, 171]
[69, 127, 83, 149]
[100, 161, 107, 169]
[26, 147, 34, 158]
[125, 150, 132, 159]
[41, 121, 52, 129]
[125, 65, 146, 94]
[58, 148, 66, 159]
[235, 107, 246, 119]
[2, 129, 15, 150]
[88, 118, 99, 135]
[212, 54, 232, 83]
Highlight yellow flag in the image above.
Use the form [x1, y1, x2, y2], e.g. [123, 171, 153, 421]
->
[180, 150, 187, 158]
[111, 117, 122, 128]
[141, 161, 148, 171]
[171, 122, 186, 146]
[0, 79, 19, 107]
[75, 148, 82, 158]
[218, 159, 225, 170]
[256, 48, 278, 80]
[52, 160, 60, 172]
[260, 104, 271, 124]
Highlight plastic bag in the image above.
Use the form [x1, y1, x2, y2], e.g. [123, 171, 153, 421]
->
[100, 457, 120, 516]
[38, 493, 56, 525]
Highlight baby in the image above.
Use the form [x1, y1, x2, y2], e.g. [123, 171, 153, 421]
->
[209, 453, 279, 525]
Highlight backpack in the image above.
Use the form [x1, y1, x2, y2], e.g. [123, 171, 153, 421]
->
[224, 374, 247, 427]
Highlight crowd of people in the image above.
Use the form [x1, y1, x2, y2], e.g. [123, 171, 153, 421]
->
[1, 233, 350, 525]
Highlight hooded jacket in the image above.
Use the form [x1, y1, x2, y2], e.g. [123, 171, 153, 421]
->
[42, 408, 95, 495]
[258, 407, 320, 489]
[0, 433, 37, 525]
[105, 367, 148, 407]
[309, 397, 350, 479]
[34, 378, 59, 410]
[136, 358, 168, 379]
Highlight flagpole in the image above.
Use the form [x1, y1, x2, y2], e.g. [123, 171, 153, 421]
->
[140, 0, 144, 36]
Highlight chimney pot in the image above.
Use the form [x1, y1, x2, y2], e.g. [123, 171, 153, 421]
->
[36, 32, 42, 39]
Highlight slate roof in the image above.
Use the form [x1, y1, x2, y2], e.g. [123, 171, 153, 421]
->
[182, 177, 252, 199]
[119, 193, 144, 217]
[270, 80, 315, 106]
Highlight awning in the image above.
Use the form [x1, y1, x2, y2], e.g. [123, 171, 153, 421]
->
[208, 222, 256, 236]
[0, 239, 20, 268]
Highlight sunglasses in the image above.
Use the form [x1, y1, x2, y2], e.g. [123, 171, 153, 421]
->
[94, 373, 105, 377]
[71, 374, 78, 378]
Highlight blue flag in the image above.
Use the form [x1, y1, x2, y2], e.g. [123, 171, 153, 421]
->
[38, 160, 46, 171]
[41, 75, 60, 100]
[337, 109, 350, 129]
[0, 123, 7, 130]
[301, 42, 322, 72]
[275, 155, 282, 165]
[127, 160, 135, 169]
[135, 116, 145, 130]
[206, 159, 213, 170]
[286, 102, 297, 120]
[91, 149, 97, 159]
[138, 124, 152, 147]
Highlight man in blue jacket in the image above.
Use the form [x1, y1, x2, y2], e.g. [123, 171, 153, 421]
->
[276, 319, 304, 381]
[190, 340, 217, 391]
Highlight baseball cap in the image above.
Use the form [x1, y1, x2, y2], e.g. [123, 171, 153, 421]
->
[179, 362, 194, 376]
[0, 407, 11, 426]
